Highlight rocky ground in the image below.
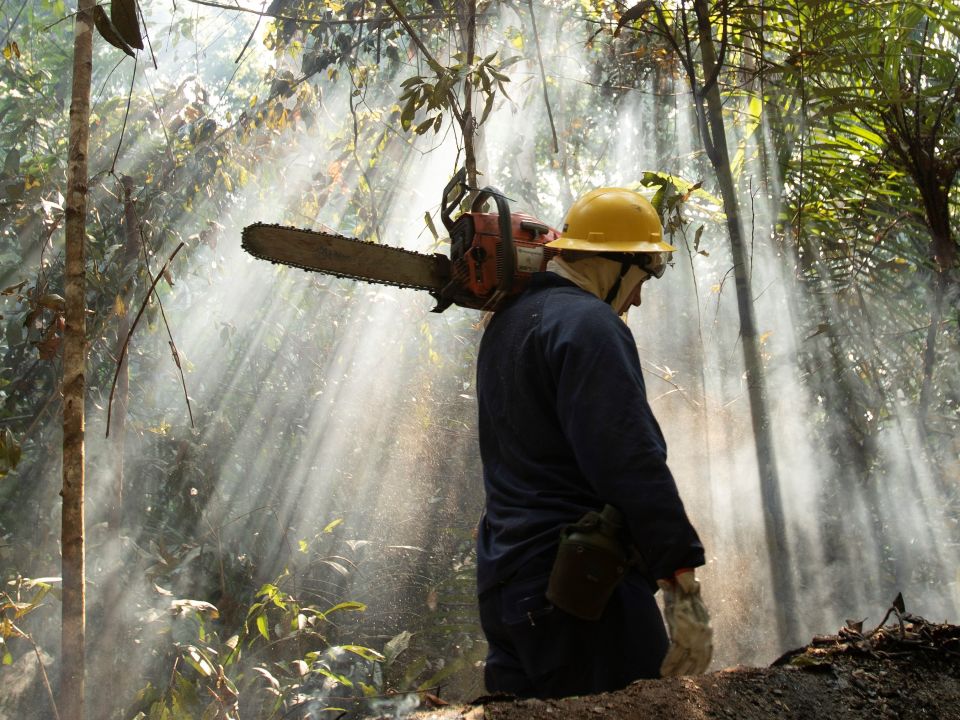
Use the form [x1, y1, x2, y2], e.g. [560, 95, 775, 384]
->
[402, 614, 960, 720]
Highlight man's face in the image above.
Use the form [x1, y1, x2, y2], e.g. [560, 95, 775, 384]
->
[616, 268, 651, 315]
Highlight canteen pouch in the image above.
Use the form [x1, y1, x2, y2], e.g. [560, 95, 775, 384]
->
[545, 504, 630, 621]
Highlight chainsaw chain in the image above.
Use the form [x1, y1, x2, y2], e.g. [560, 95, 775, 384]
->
[241, 222, 443, 293]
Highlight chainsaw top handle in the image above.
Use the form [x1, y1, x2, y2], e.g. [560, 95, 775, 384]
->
[471, 186, 515, 297]
[441, 168, 468, 232]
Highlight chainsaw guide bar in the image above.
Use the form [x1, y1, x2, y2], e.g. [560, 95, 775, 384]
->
[241, 222, 451, 294]
[242, 172, 562, 313]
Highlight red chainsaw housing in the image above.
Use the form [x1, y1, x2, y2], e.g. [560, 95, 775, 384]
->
[443, 210, 561, 311]
[432, 170, 563, 312]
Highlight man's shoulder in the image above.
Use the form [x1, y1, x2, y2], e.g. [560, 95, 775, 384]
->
[491, 273, 621, 338]
[540, 284, 621, 332]
[521, 273, 608, 315]
[491, 274, 587, 321]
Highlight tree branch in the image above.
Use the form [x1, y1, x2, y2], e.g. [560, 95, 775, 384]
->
[185, 0, 477, 31]
[379, 0, 465, 129]
[131, 209, 195, 432]
[234, 10, 262, 64]
[110, 55, 137, 174]
[105, 242, 185, 437]
[1, 0, 28, 48]
[381, 0, 445, 74]
[527, 0, 558, 154]
[137, 0, 158, 69]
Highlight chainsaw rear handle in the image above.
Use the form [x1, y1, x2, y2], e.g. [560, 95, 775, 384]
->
[471, 186, 515, 296]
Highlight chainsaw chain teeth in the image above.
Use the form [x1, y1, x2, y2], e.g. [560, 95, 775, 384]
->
[241, 222, 441, 293]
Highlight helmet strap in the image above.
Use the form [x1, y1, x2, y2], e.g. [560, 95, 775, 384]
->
[603, 262, 631, 305]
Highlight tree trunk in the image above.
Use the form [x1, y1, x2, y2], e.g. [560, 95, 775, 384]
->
[62, 1, 94, 718]
[690, 0, 798, 645]
[919, 269, 947, 427]
[917, 201, 955, 433]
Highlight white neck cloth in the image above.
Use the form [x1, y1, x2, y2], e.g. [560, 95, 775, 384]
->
[547, 255, 648, 312]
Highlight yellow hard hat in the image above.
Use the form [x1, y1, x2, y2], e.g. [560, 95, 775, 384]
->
[546, 188, 676, 253]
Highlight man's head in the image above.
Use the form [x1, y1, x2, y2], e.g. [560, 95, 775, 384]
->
[546, 188, 673, 313]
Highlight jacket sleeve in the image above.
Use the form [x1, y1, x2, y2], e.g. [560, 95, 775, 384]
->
[543, 300, 705, 580]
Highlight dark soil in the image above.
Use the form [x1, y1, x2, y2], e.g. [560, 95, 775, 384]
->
[406, 616, 960, 720]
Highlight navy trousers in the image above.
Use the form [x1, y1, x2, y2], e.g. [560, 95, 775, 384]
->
[479, 571, 668, 699]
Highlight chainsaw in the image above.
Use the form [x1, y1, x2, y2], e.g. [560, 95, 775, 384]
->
[241, 169, 562, 312]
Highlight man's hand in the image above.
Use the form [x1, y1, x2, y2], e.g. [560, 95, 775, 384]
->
[657, 569, 713, 677]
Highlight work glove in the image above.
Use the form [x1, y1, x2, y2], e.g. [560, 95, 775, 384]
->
[657, 569, 713, 677]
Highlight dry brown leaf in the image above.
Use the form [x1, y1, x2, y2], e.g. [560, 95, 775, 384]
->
[111, 0, 143, 50]
[93, 6, 135, 57]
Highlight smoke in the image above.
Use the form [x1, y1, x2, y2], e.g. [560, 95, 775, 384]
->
[2, 2, 957, 718]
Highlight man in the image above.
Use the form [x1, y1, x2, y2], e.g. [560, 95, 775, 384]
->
[475, 187, 712, 699]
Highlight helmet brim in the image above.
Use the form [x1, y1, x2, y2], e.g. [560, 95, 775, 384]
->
[545, 236, 677, 253]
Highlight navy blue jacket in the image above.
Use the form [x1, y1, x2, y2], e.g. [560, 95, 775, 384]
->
[476, 273, 704, 594]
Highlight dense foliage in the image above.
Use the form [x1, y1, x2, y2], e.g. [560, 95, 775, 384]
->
[0, 1, 957, 718]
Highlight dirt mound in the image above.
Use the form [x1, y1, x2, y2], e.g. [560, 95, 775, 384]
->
[409, 614, 960, 720]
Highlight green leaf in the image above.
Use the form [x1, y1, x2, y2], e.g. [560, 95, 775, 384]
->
[746, 95, 762, 124]
[341, 644, 385, 662]
[255, 614, 269, 640]
[2, 149, 20, 176]
[383, 630, 412, 667]
[21, 577, 58, 589]
[400, 98, 416, 130]
[2, 651, 11, 665]
[424, 212, 439, 241]
[844, 123, 884, 148]
[400, 75, 425, 88]
[255, 584, 277, 601]
[322, 518, 343, 534]
[321, 600, 365, 617]
[477, 68, 492, 95]
[314, 667, 353, 688]
[479, 93, 495, 126]
[182, 646, 214, 677]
